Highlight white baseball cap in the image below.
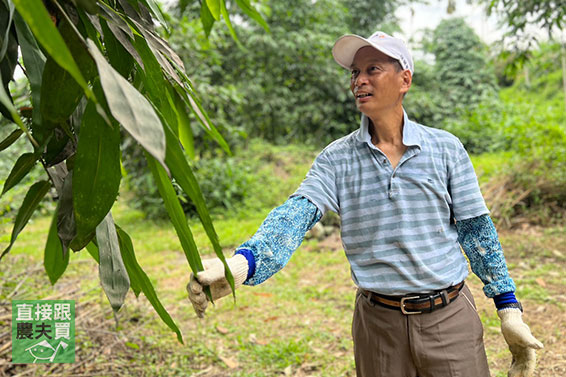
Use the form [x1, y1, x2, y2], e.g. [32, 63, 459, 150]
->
[332, 31, 414, 75]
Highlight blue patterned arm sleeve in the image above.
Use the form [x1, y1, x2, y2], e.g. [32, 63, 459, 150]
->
[455, 214, 516, 298]
[234, 196, 322, 286]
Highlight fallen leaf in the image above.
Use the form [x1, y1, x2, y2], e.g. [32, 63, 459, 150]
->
[216, 325, 229, 335]
[263, 316, 279, 322]
[535, 278, 546, 287]
[552, 249, 564, 258]
[284, 365, 292, 376]
[219, 356, 239, 369]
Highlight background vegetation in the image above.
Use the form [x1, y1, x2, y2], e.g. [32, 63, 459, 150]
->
[1, 0, 565, 375]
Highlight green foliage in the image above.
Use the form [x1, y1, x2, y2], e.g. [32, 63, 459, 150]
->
[482, 0, 565, 42]
[406, 18, 497, 130]
[441, 97, 508, 154]
[0, 0, 269, 341]
[169, 0, 398, 149]
[185, 158, 251, 215]
[496, 92, 566, 212]
[95, 212, 131, 313]
[409, 37, 566, 224]
[44, 210, 69, 285]
[459, 42, 566, 225]
[123, 0, 401, 219]
[476, 0, 566, 75]
[123, 139, 317, 219]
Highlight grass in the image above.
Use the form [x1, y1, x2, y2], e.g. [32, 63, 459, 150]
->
[1, 143, 565, 376]
[1, 204, 565, 376]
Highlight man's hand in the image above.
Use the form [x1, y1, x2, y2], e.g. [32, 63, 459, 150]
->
[498, 308, 544, 377]
[187, 254, 249, 318]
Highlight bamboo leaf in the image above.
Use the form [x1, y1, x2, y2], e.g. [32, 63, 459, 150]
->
[116, 227, 184, 343]
[1, 152, 38, 196]
[145, 153, 203, 275]
[200, 1, 215, 37]
[235, 0, 269, 32]
[115, 228, 141, 297]
[128, 18, 184, 83]
[12, 0, 91, 97]
[44, 208, 69, 285]
[86, 241, 99, 263]
[57, 170, 76, 256]
[0, 0, 18, 121]
[139, 0, 170, 34]
[71, 98, 121, 251]
[40, 19, 96, 123]
[206, 0, 221, 21]
[98, 5, 134, 39]
[13, 11, 46, 125]
[42, 126, 74, 168]
[0, 180, 50, 261]
[131, 35, 167, 106]
[75, 0, 99, 15]
[155, 62, 227, 154]
[0, 70, 36, 146]
[162, 124, 234, 293]
[86, 38, 167, 170]
[98, 5, 145, 69]
[220, 0, 241, 47]
[99, 18, 137, 75]
[178, 87, 230, 155]
[0, 128, 23, 152]
[171, 89, 194, 160]
[130, 35, 177, 130]
[0, 0, 14, 61]
[96, 212, 130, 312]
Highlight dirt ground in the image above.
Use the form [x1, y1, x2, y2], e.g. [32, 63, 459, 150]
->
[1, 224, 565, 376]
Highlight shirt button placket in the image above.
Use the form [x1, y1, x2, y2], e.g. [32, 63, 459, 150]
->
[389, 171, 398, 200]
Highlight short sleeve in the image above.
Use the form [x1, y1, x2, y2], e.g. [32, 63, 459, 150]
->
[448, 143, 489, 221]
[291, 150, 339, 215]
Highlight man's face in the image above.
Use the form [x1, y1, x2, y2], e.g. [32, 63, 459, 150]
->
[349, 46, 411, 116]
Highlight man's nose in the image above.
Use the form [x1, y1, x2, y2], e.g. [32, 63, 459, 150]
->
[353, 72, 369, 87]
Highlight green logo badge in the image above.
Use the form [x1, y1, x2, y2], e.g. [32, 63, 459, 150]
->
[12, 300, 75, 363]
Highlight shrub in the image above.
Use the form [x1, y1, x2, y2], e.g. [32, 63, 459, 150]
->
[123, 139, 318, 219]
[473, 98, 566, 227]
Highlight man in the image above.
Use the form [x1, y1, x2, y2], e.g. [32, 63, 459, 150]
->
[187, 31, 543, 377]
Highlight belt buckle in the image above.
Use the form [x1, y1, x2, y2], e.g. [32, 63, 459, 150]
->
[400, 296, 422, 315]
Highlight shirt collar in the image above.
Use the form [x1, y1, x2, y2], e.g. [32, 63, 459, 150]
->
[356, 109, 422, 149]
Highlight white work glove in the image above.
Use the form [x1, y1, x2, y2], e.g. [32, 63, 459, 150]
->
[498, 308, 544, 377]
[186, 254, 249, 318]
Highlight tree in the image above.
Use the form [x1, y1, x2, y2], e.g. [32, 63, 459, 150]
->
[170, 0, 400, 148]
[0, 0, 266, 342]
[483, 0, 566, 38]
[118, 0, 400, 218]
[406, 18, 497, 124]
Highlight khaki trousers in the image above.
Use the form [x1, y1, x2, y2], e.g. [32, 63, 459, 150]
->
[352, 283, 490, 377]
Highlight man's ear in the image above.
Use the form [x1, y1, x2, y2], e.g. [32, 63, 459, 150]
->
[400, 70, 412, 95]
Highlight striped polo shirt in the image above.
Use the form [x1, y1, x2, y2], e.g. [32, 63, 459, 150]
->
[293, 110, 489, 295]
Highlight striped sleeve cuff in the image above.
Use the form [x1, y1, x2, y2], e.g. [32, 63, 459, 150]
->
[493, 291, 518, 309]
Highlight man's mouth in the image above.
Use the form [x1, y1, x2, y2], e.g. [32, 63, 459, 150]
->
[356, 93, 372, 99]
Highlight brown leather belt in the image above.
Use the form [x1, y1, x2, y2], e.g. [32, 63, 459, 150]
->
[360, 282, 465, 315]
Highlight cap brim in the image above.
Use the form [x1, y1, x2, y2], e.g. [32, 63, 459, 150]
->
[332, 34, 400, 70]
